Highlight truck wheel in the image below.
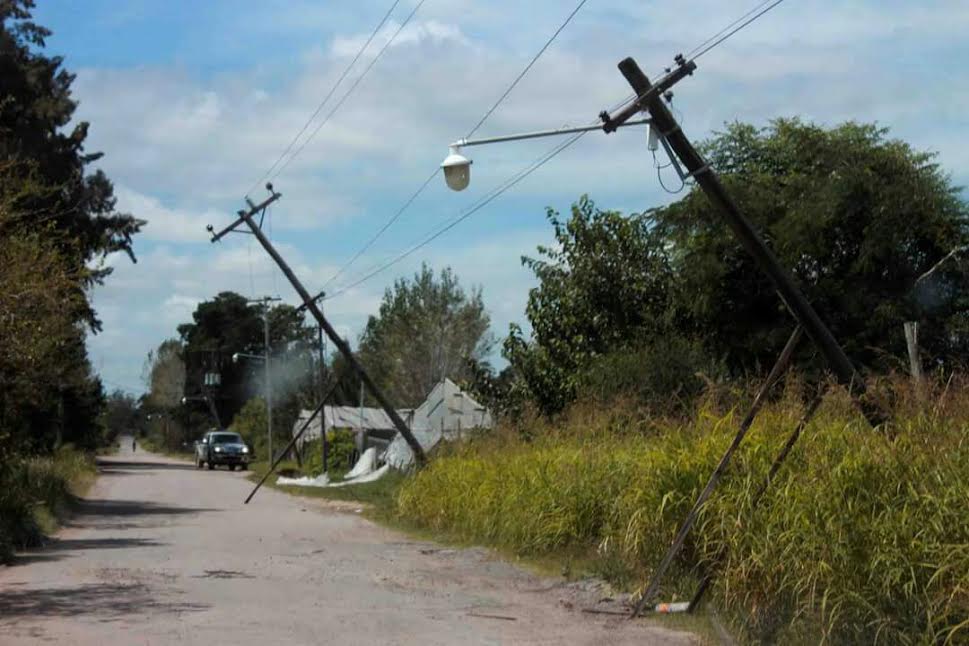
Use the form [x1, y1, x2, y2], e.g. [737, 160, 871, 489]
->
[206, 461, 214, 470]
[240, 463, 248, 471]
[228, 464, 236, 471]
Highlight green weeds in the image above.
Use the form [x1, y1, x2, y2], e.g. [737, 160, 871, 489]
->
[396, 382, 969, 644]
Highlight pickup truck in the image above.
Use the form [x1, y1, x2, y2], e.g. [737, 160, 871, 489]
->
[195, 430, 251, 471]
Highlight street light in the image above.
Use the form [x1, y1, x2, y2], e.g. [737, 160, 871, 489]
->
[440, 118, 652, 191]
[440, 145, 472, 191]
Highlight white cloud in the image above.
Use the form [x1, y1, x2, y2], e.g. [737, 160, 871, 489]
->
[331, 19, 470, 58]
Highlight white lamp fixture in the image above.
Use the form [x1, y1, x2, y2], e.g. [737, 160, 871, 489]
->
[440, 145, 471, 192]
[440, 118, 652, 191]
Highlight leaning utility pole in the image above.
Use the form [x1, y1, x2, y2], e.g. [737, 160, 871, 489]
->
[597, 54, 883, 618]
[207, 186, 427, 467]
[248, 295, 281, 462]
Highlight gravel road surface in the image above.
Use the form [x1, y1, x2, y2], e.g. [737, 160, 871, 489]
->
[0, 438, 696, 645]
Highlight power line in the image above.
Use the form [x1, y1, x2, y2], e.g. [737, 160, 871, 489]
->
[465, 0, 589, 140]
[271, 0, 427, 181]
[245, 0, 402, 198]
[319, 0, 788, 300]
[321, 167, 438, 291]
[685, 0, 775, 59]
[691, 0, 787, 60]
[320, 0, 589, 289]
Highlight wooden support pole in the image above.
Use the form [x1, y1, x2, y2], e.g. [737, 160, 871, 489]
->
[630, 326, 803, 618]
[688, 391, 824, 611]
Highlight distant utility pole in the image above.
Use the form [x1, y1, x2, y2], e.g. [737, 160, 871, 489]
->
[295, 289, 329, 472]
[247, 295, 281, 462]
[207, 186, 427, 471]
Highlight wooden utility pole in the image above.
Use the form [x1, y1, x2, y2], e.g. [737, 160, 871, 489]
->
[600, 55, 883, 617]
[208, 187, 427, 467]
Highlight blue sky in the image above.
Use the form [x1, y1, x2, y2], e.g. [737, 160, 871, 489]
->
[32, 1, 969, 395]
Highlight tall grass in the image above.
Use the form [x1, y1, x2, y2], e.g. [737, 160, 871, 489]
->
[0, 447, 95, 562]
[396, 378, 969, 644]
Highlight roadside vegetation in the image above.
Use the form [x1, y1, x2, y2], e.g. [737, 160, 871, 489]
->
[0, 4, 142, 560]
[0, 448, 97, 562]
[396, 378, 969, 644]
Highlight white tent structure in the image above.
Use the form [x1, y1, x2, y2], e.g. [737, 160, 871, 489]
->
[291, 378, 493, 470]
[384, 378, 492, 469]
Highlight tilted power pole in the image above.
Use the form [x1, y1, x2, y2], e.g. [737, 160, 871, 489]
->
[598, 55, 882, 618]
[207, 187, 427, 467]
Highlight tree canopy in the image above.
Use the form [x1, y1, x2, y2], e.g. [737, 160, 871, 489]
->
[508, 120, 969, 414]
[357, 264, 493, 407]
[0, 1, 140, 454]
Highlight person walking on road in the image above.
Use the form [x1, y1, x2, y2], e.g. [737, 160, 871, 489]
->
[132, 438, 136, 452]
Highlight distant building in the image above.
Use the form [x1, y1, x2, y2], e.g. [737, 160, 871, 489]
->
[291, 378, 493, 468]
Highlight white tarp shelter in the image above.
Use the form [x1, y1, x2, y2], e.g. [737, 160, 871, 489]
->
[291, 378, 493, 470]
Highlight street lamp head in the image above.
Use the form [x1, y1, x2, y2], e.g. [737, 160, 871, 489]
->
[232, 352, 240, 363]
[441, 145, 471, 192]
[180, 397, 187, 405]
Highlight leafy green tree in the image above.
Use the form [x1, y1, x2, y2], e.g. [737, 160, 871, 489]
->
[0, 2, 142, 455]
[504, 196, 678, 413]
[651, 119, 969, 372]
[101, 390, 142, 445]
[358, 264, 493, 407]
[0, 1, 143, 330]
[509, 121, 969, 413]
[176, 292, 314, 433]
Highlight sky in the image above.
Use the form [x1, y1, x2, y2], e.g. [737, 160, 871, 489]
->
[31, 0, 969, 396]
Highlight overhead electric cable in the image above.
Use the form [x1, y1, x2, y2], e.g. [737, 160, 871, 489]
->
[691, 0, 787, 60]
[321, 168, 439, 290]
[245, 0, 402, 198]
[465, 0, 589, 140]
[685, 0, 775, 59]
[272, 0, 428, 180]
[321, 0, 789, 299]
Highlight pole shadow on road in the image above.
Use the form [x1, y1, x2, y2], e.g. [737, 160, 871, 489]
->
[0, 582, 210, 621]
[96, 458, 197, 474]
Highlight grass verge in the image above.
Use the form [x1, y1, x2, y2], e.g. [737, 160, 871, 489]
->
[395, 381, 969, 645]
[0, 447, 96, 563]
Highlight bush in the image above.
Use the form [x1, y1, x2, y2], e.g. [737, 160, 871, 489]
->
[397, 379, 969, 644]
[300, 430, 357, 475]
[577, 336, 722, 413]
[0, 448, 94, 562]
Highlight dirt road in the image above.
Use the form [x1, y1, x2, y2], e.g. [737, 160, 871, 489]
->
[0, 439, 695, 645]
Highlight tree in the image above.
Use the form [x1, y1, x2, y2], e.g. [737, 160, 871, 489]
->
[650, 119, 969, 372]
[176, 292, 314, 434]
[0, 1, 143, 330]
[358, 264, 493, 406]
[508, 121, 969, 413]
[101, 390, 142, 445]
[504, 196, 679, 413]
[0, 2, 142, 456]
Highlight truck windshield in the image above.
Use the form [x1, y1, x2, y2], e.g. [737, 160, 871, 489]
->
[211, 433, 242, 444]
